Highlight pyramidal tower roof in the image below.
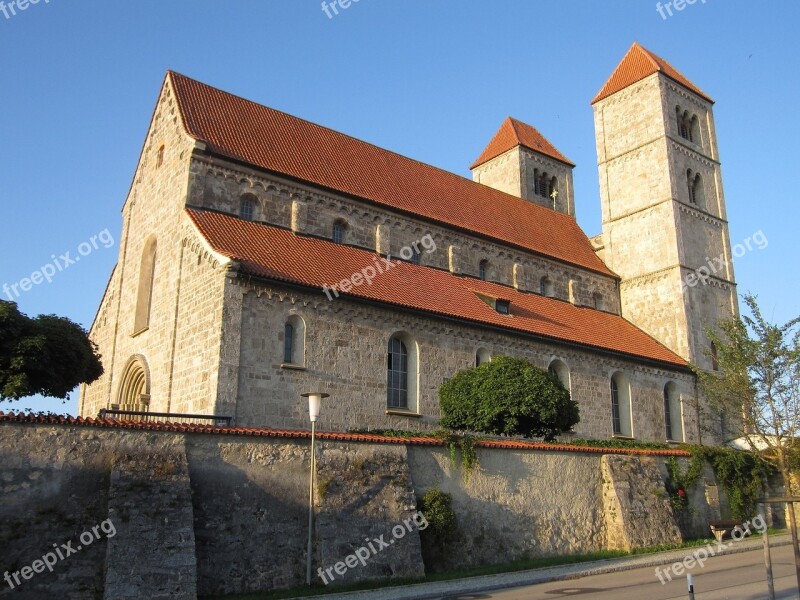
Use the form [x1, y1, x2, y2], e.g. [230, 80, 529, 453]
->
[470, 117, 575, 169]
[592, 42, 713, 105]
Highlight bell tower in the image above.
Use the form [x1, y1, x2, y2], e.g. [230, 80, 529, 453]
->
[592, 43, 738, 369]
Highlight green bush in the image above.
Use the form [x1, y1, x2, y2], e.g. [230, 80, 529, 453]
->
[439, 356, 579, 441]
[419, 489, 457, 540]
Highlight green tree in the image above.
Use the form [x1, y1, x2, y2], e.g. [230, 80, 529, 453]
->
[0, 301, 103, 401]
[694, 294, 800, 585]
[439, 356, 579, 441]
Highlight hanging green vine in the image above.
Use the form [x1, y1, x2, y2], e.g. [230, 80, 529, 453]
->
[664, 454, 704, 512]
[437, 430, 480, 483]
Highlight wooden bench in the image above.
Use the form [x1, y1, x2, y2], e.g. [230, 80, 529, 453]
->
[709, 519, 743, 542]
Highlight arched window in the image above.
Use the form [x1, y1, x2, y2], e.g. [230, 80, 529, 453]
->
[540, 276, 553, 297]
[117, 356, 150, 413]
[387, 333, 418, 411]
[240, 195, 256, 221]
[690, 115, 701, 145]
[710, 342, 719, 371]
[677, 108, 693, 142]
[332, 220, 347, 244]
[479, 260, 488, 281]
[548, 359, 570, 391]
[411, 247, 421, 265]
[134, 236, 157, 334]
[283, 315, 306, 366]
[387, 337, 409, 409]
[593, 292, 603, 311]
[664, 382, 683, 441]
[475, 347, 491, 367]
[689, 173, 704, 207]
[156, 145, 165, 169]
[534, 170, 555, 199]
[610, 372, 632, 437]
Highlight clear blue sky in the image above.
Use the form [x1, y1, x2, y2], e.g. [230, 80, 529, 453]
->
[1, 0, 798, 415]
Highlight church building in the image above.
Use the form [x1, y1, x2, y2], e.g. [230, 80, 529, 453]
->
[79, 43, 738, 443]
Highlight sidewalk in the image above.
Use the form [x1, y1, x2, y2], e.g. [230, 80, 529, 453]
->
[298, 534, 793, 600]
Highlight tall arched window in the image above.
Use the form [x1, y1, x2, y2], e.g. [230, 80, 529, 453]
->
[475, 347, 491, 367]
[387, 333, 418, 411]
[548, 359, 570, 391]
[479, 260, 488, 281]
[664, 382, 683, 441]
[610, 372, 632, 437]
[332, 220, 347, 244]
[117, 356, 150, 413]
[240, 195, 256, 221]
[387, 337, 409, 409]
[283, 315, 306, 366]
[710, 342, 719, 371]
[134, 236, 157, 334]
[540, 276, 553, 297]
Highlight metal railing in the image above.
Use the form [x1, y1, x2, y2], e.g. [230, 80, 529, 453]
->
[97, 409, 233, 427]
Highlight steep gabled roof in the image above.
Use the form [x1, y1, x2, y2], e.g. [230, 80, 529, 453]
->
[592, 42, 713, 105]
[167, 72, 614, 277]
[470, 117, 575, 169]
[187, 208, 687, 368]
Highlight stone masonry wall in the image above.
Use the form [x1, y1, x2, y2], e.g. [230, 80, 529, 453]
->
[232, 279, 698, 443]
[0, 421, 730, 598]
[187, 155, 620, 314]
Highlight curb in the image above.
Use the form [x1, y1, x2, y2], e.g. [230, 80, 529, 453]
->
[296, 534, 793, 600]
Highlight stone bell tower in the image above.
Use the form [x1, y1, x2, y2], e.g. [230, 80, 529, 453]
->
[591, 42, 738, 369]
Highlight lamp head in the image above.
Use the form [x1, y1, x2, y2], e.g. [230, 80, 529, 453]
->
[301, 392, 329, 422]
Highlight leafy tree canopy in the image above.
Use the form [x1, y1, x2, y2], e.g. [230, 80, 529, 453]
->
[0, 301, 103, 401]
[439, 355, 579, 441]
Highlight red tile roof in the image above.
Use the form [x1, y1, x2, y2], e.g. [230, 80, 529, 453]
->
[0, 412, 691, 456]
[187, 208, 687, 368]
[470, 117, 575, 169]
[168, 72, 613, 277]
[592, 42, 713, 105]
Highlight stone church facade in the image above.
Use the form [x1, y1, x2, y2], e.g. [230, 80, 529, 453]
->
[79, 43, 736, 443]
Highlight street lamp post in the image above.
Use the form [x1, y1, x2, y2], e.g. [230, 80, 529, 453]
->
[301, 392, 328, 586]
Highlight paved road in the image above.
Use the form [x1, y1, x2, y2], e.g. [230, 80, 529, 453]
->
[437, 544, 799, 600]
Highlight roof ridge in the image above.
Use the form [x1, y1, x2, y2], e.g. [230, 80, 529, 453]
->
[169, 70, 490, 186]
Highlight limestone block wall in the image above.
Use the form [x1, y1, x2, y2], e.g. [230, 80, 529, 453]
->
[81, 77, 211, 418]
[0, 419, 739, 598]
[232, 280, 697, 443]
[408, 446, 607, 569]
[186, 156, 620, 314]
[601, 455, 682, 551]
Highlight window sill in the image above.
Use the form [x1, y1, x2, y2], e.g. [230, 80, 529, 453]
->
[666, 439, 685, 445]
[385, 409, 422, 418]
[611, 434, 635, 441]
[131, 326, 149, 338]
[280, 363, 306, 371]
